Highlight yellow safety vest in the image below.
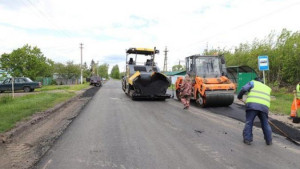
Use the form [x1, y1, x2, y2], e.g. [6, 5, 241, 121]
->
[297, 84, 300, 99]
[246, 80, 271, 108]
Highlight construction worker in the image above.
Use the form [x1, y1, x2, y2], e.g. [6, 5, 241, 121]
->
[180, 74, 192, 109]
[290, 82, 300, 118]
[238, 77, 272, 145]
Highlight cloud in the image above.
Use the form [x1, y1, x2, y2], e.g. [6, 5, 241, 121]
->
[1, 0, 300, 72]
[0, 0, 25, 10]
[101, 55, 124, 63]
[129, 15, 158, 29]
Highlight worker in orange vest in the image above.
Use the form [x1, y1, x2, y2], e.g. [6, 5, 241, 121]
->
[290, 82, 300, 118]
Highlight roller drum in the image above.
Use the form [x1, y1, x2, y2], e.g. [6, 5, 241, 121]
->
[205, 91, 234, 106]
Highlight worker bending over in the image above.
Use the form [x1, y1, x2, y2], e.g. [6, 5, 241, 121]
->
[290, 82, 300, 118]
[238, 77, 272, 145]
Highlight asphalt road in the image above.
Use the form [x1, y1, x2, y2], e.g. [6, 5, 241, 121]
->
[36, 80, 300, 169]
[171, 89, 300, 142]
[205, 103, 300, 142]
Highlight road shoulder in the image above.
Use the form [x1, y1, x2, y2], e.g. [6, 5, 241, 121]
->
[0, 86, 100, 169]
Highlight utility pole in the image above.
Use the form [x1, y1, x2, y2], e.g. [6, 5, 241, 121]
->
[96, 61, 99, 76]
[12, 77, 14, 98]
[80, 43, 83, 84]
[163, 46, 168, 72]
[178, 60, 185, 66]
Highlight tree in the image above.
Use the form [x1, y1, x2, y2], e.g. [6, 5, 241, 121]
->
[110, 65, 120, 79]
[90, 59, 96, 75]
[172, 65, 185, 71]
[65, 61, 80, 79]
[82, 62, 91, 78]
[119, 72, 125, 78]
[205, 28, 300, 86]
[54, 62, 66, 78]
[98, 63, 109, 79]
[54, 61, 80, 79]
[0, 44, 54, 80]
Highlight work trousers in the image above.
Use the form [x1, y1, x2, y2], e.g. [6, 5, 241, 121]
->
[243, 110, 272, 143]
[181, 95, 191, 108]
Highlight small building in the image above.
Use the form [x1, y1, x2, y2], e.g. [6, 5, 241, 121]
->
[52, 73, 81, 85]
[164, 70, 186, 84]
[226, 66, 257, 93]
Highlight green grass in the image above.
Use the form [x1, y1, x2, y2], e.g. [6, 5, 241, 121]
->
[0, 83, 90, 133]
[270, 88, 294, 115]
[36, 83, 89, 92]
[36, 85, 70, 91]
[0, 92, 75, 133]
[168, 84, 175, 90]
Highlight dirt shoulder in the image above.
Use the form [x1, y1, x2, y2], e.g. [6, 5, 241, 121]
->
[0, 86, 100, 169]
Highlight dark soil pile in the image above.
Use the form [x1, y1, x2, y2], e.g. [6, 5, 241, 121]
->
[80, 86, 100, 98]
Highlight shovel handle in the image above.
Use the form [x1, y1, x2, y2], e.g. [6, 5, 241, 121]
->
[239, 99, 246, 104]
[268, 120, 288, 138]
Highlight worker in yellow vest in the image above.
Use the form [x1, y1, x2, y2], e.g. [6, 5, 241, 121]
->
[238, 77, 272, 145]
[290, 82, 300, 118]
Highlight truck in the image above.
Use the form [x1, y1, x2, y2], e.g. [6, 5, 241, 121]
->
[90, 75, 102, 87]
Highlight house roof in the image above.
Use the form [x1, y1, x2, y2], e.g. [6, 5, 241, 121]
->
[226, 66, 257, 83]
[164, 70, 186, 76]
[227, 65, 257, 73]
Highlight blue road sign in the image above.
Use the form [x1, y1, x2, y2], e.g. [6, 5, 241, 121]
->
[258, 55, 269, 71]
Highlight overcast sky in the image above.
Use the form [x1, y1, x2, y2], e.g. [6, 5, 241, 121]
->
[0, 0, 299, 72]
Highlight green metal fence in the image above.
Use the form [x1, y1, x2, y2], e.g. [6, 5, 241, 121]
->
[36, 77, 53, 86]
[227, 66, 257, 93]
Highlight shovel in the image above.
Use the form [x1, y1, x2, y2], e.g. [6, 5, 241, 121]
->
[268, 120, 300, 146]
